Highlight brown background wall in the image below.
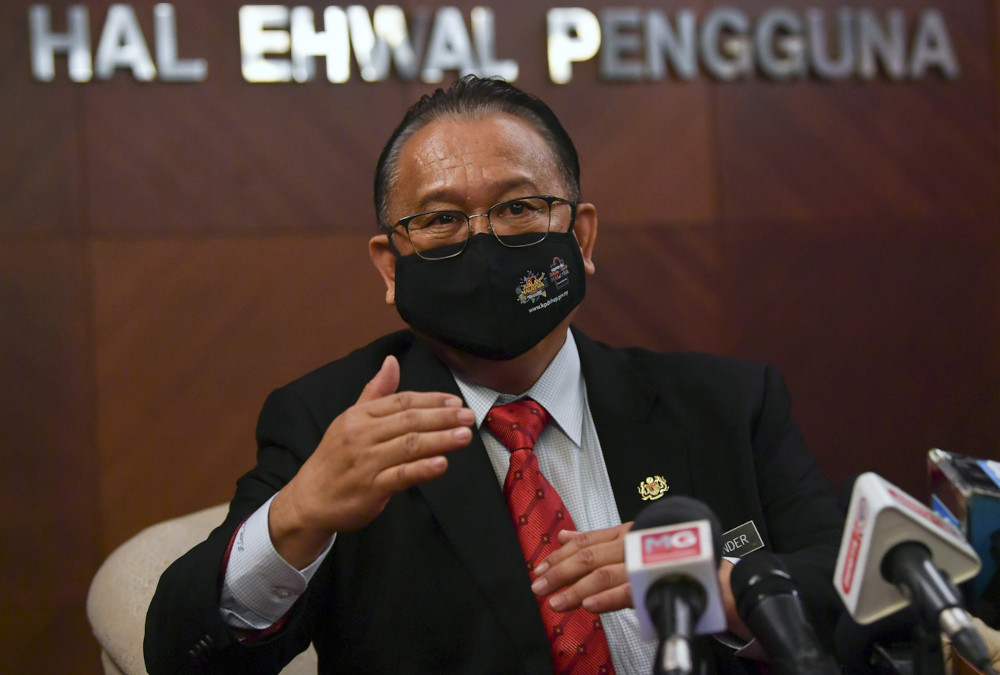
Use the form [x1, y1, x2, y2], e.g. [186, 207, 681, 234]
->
[1, 1, 998, 672]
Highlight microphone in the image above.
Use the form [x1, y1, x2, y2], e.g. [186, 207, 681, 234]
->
[928, 448, 1000, 605]
[730, 550, 839, 674]
[625, 497, 726, 675]
[835, 472, 995, 674]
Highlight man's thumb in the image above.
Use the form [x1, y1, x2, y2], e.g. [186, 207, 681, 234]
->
[358, 355, 400, 402]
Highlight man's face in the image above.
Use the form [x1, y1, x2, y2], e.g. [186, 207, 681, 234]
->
[386, 113, 571, 254]
[369, 111, 597, 317]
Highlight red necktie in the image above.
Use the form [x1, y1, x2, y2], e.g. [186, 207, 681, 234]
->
[485, 399, 615, 675]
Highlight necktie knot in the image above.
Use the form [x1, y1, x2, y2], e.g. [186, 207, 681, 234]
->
[485, 398, 550, 454]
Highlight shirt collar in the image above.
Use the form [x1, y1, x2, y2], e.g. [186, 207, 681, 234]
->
[452, 329, 585, 446]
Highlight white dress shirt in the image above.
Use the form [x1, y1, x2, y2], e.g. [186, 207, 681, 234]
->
[220, 329, 655, 673]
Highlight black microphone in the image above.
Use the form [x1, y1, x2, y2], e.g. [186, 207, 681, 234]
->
[881, 541, 997, 675]
[625, 497, 726, 675]
[730, 550, 839, 675]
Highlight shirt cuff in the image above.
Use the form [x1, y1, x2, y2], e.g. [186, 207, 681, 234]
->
[219, 495, 335, 630]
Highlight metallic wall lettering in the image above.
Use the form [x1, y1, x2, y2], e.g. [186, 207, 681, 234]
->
[239, 4, 516, 83]
[27, 4, 961, 85]
[807, 9, 854, 81]
[290, 6, 349, 83]
[420, 6, 479, 82]
[347, 5, 421, 82]
[600, 9, 644, 81]
[29, 4, 92, 82]
[754, 9, 805, 80]
[30, 3, 207, 82]
[699, 8, 751, 81]
[909, 10, 957, 79]
[645, 10, 697, 80]
[93, 4, 156, 81]
[547, 7, 602, 84]
[239, 5, 293, 83]
[548, 6, 960, 83]
[471, 7, 517, 82]
[153, 4, 207, 81]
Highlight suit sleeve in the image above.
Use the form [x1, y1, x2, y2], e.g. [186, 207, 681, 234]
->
[143, 386, 327, 675]
[751, 365, 845, 646]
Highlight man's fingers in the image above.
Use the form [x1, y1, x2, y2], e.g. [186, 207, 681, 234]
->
[357, 355, 401, 403]
[580, 584, 633, 614]
[373, 454, 452, 496]
[389, 454, 450, 489]
[540, 522, 631, 572]
[533, 541, 625, 596]
[374, 426, 472, 478]
[361, 388, 467, 421]
[361, 402, 474, 445]
[543, 564, 631, 613]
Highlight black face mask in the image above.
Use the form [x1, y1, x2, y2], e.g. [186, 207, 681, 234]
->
[394, 231, 586, 360]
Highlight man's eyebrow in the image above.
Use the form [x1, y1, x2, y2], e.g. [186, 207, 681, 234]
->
[414, 178, 542, 211]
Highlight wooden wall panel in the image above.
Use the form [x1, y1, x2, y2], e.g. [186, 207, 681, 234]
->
[552, 80, 718, 226]
[716, 82, 999, 224]
[0, 241, 100, 673]
[715, 0, 998, 223]
[84, 83, 410, 235]
[1, 0, 999, 672]
[574, 224, 730, 354]
[91, 235, 405, 547]
[0, 4, 83, 233]
[724, 219, 1000, 492]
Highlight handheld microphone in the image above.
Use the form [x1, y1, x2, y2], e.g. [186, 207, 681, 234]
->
[730, 551, 839, 674]
[625, 497, 726, 675]
[835, 472, 994, 674]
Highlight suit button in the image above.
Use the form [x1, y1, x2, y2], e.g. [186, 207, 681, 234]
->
[187, 635, 214, 664]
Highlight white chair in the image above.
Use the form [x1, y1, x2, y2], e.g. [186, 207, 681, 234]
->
[86, 503, 317, 675]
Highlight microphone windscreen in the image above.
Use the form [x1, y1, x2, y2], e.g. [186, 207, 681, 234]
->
[835, 472, 980, 624]
[730, 550, 796, 619]
[633, 496, 723, 562]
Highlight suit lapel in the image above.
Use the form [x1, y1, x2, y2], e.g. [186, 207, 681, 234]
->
[397, 340, 552, 671]
[574, 328, 695, 524]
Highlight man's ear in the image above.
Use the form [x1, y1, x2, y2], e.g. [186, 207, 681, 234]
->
[574, 203, 598, 275]
[369, 234, 397, 305]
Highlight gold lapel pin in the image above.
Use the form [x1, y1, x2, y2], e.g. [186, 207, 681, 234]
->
[638, 475, 669, 501]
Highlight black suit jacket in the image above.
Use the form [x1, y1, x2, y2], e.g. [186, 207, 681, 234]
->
[145, 328, 845, 674]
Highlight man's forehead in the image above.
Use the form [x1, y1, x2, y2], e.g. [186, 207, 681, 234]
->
[402, 113, 552, 160]
[394, 114, 562, 193]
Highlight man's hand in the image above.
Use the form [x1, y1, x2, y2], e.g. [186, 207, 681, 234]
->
[529, 522, 634, 614]
[527, 522, 755, 642]
[268, 355, 474, 568]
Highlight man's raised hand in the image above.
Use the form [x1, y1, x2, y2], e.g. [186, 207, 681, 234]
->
[269, 355, 474, 568]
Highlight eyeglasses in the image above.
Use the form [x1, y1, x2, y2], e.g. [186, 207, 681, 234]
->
[389, 195, 576, 260]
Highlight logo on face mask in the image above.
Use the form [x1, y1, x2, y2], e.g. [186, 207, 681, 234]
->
[550, 257, 570, 289]
[516, 271, 548, 304]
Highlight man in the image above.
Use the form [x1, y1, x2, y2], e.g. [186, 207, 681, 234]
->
[145, 76, 844, 674]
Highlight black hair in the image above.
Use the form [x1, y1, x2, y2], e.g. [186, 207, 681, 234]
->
[373, 75, 581, 231]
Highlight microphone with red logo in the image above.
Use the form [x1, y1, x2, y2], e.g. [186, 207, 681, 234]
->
[625, 497, 726, 675]
[834, 472, 996, 675]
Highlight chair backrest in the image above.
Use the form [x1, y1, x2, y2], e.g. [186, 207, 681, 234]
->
[86, 503, 317, 675]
